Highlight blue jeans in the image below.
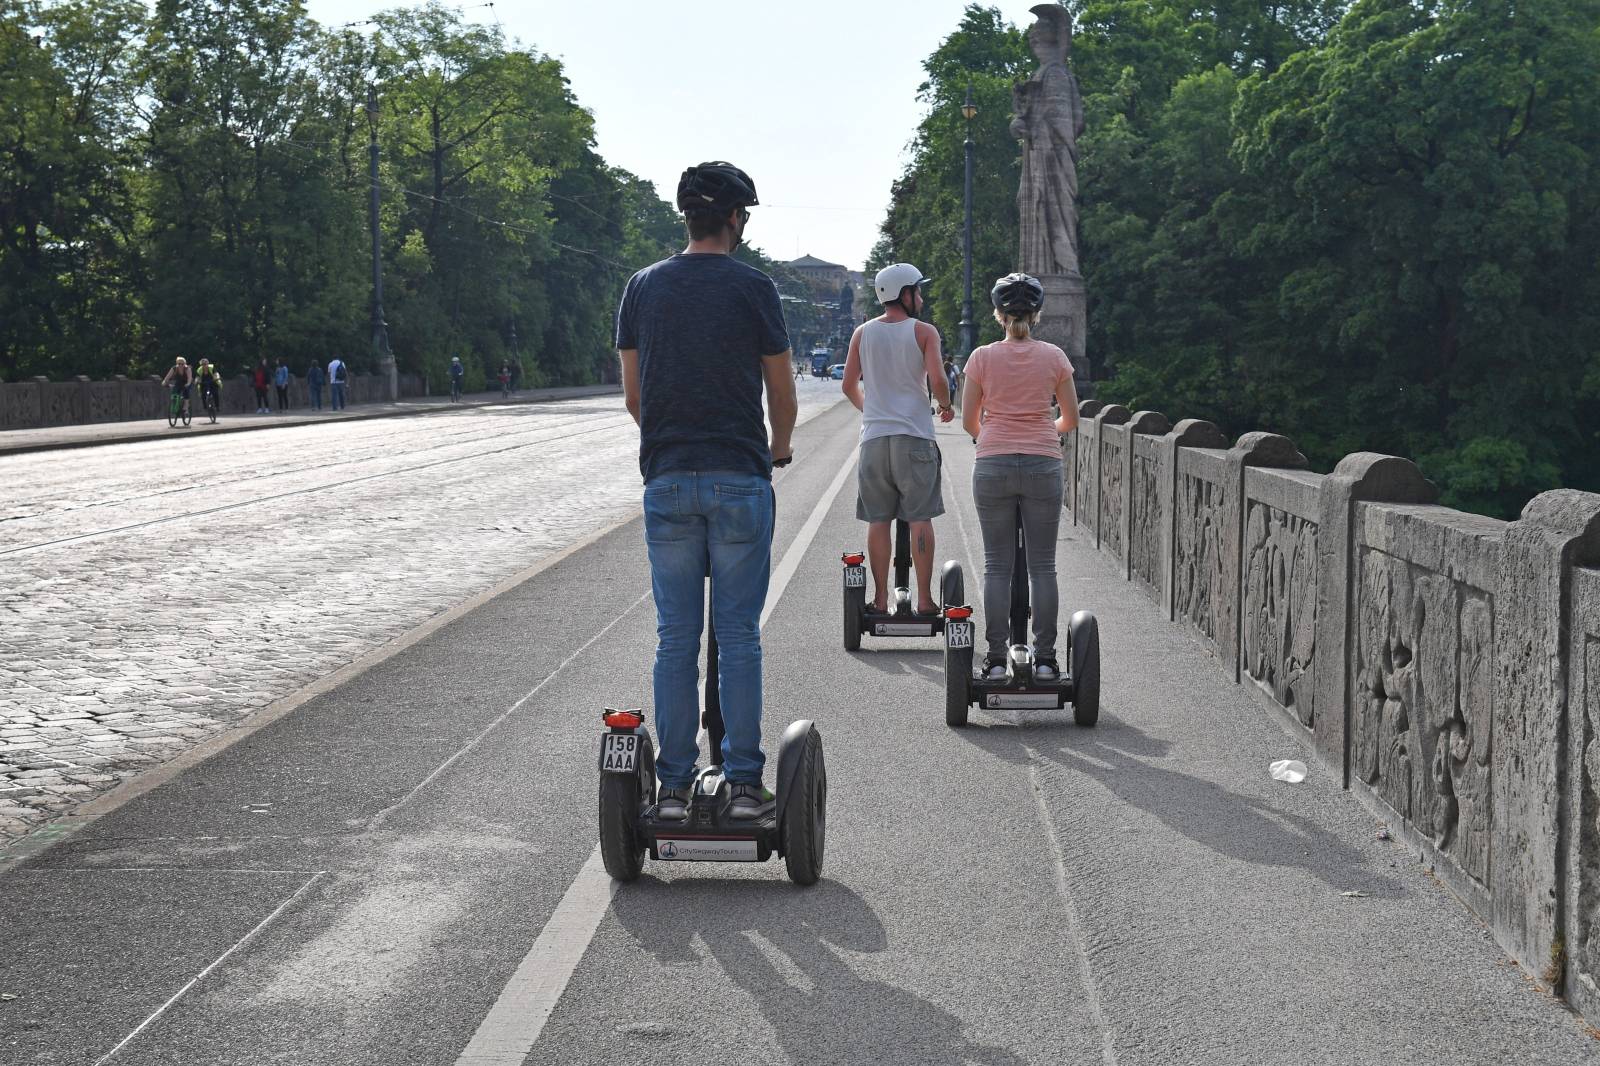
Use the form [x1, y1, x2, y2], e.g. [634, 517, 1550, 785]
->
[643, 471, 774, 788]
[310, 385, 322, 410]
[972, 454, 1065, 660]
[331, 382, 346, 410]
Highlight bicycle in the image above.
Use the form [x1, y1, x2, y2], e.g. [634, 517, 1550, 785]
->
[167, 389, 192, 428]
[201, 387, 219, 424]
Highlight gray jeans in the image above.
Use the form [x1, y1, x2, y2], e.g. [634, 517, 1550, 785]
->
[972, 454, 1065, 659]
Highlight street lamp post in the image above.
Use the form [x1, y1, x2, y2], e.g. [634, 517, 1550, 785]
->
[959, 82, 977, 362]
[367, 85, 398, 400]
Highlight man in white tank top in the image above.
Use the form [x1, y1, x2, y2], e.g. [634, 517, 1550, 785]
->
[840, 262, 954, 615]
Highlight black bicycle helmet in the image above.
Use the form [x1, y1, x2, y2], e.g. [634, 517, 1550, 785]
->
[990, 272, 1045, 315]
[676, 161, 759, 211]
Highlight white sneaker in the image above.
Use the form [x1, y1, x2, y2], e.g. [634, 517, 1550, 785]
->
[1035, 660, 1060, 682]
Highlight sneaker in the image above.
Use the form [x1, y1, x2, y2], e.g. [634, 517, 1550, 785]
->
[1035, 658, 1060, 683]
[983, 655, 1008, 681]
[728, 782, 774, 820]
[655, 785, 691, 821]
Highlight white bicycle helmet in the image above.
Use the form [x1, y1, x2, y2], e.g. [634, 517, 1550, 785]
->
[873, 263, 927, 309]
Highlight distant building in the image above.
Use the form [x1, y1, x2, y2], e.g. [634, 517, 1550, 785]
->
[785, 253, 849, 296]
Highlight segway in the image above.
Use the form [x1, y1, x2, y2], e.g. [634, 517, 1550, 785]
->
[941, 503, 1100, 727]
[599, 576, 826, 886]
[841, 519, 961, 650]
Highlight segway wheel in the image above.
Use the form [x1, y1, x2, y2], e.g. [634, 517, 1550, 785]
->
[780, 726, 826, 886]
[1069, 611, 1100, 727]
[945, 645, 971, 727]
[598, 732, 654, 882]
[843, 581, 863, 652]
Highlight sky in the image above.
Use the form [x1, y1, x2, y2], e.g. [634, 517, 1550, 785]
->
[302, 0, 1049, 271]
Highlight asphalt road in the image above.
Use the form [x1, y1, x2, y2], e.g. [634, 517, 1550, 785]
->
[2, 398, 1595, 1065]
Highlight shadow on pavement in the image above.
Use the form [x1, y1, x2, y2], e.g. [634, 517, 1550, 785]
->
[612, 878, 1025, 1066]
[848, 647, 944, 684]
[954, 716, 1403, 898]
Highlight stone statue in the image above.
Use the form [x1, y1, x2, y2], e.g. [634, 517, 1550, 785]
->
[1011, 4, 1085, 277]
[1010, 4, 1091, 390]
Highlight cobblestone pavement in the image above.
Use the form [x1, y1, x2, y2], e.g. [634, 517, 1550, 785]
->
[0, 381, 844, 843]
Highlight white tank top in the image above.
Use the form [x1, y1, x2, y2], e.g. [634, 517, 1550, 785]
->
[858, 318, 935, 443]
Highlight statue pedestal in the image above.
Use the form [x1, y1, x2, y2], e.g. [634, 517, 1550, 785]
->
[1031, 272, 1091, 397]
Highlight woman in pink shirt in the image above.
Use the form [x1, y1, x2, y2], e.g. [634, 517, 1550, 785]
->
[959, 273, 1080, 681]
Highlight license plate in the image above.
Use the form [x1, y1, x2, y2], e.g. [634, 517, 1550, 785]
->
[844, 565, 866, 588]
[601, 733, 638, 773]
[946, 621, 973, 649]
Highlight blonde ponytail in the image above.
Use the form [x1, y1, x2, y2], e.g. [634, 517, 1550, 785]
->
[993, 307, 1038, 341]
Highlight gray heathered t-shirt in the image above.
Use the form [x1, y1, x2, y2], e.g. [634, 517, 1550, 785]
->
[615, 253, 790, 482]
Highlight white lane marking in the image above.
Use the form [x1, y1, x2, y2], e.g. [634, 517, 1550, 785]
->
[453, 852, 614, 1066]
[368, 589, 654, 830]
[94, 871, 327, 1065]
[454, 448, 859, 1066]
[762, 453, 856, 628]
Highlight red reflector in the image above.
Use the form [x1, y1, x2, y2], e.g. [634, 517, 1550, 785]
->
[842, 552, 865, 566]
[603, 709, 643, 729]
[943, 606, 973, 620]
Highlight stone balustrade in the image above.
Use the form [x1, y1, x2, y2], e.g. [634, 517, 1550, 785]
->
[1063, 401, 1600, 1022]
[0, 372, 426, 430]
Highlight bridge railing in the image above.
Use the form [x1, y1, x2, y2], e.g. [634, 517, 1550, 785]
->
[1063, 402, 1600, 1021]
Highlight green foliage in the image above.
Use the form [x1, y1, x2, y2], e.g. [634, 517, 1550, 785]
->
[884, 1, 1600, 517]
[1, 0, 145, 379]
[2, 0, 680, 387]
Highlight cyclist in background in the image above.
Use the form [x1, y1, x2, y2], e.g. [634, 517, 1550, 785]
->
[450, 356, 465, 402]
[196, 358, 222, 418]
[162, 357, 193, 420]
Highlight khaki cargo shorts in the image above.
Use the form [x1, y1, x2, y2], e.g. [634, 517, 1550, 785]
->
[856, 433, 944, 522]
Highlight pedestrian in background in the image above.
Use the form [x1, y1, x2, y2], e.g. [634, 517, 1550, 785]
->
[449, 356, 464, 402]
[306, 360, 325, 410]
[328, 356, 347, 410]
[252, 358, 270, 414]
[497, 362, 511, 398]
[274, 359, 290, 412]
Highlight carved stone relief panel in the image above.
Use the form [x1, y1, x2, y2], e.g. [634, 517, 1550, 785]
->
[1173, 471, 1227, 652]
[89, 382, 121, 423]
[0, 384, 41, 429]
[1577, 569, 1600, 1011]
[1130, 448, 1161, 593]
[1242, 501, 1317, 728]
[41, 383, 81, 427]
[1101, 435, 1125, 557]
[1076, 429, 1096, 530]
[1352, 547, 1493, 884]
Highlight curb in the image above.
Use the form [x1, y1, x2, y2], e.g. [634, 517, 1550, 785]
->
[0, 385, 622, 457]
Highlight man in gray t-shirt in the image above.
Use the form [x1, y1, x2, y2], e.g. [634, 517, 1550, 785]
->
[617, 162, 797, 823]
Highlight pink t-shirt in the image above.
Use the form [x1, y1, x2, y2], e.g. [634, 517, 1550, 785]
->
[964, 338, 1073, 459]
